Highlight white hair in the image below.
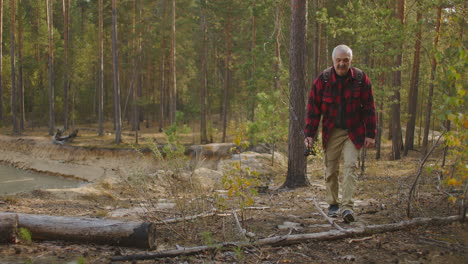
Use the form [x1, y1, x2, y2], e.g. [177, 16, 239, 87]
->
[332, 45, 353, 60]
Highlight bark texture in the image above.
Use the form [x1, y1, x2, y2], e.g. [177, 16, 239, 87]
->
[0, 213, 18, 244]
[283, 0, 308, 188]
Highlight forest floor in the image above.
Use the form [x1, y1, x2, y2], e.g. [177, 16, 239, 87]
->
[0, 125, 466, 264]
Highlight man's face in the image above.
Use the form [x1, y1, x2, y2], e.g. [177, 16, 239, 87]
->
[333, 51, 352, 76]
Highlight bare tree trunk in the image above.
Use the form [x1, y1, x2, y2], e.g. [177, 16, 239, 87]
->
[169, 0, 176, 125]
[221, 15, 231, 143]
[17, 0, 23, 131]
[10, 0, 18, 134]
[422, 6, 442, 157]
[63, 0, 69, 130]
[159, 0, 167, 131]
[311, 0, 322, 78]
[0, 0, 3, 123]
[376, 71, 385, 160]
[131, 0, 137, 132]
[199, 0, 208, 144]
[112, 0, 122, 143]
[391, 0, 405, 160]
[98, 0, 104, 136]
[46, 0, 54, 136]
[283, 0, 308, 188]
[273, 4, 282, 92]
[248, 0, 257, 122]
[404, 7, 422, 156]
[137, 3, 143, 128]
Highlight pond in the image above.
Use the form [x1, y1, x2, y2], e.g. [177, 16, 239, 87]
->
[0, 164, 84, 196]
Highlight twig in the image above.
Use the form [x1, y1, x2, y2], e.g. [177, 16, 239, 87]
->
[436, 171, 451, 197]
[156, 211, 217, 224]
[407, 131, 445, 218]
[419, 236, 468, 251]
[348, 236, 373, 243]
[312, 198, 345, 231]
[232, 211, 248, 240]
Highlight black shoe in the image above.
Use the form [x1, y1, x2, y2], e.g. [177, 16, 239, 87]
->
[328, 204, 339, 217]
[342, 210, 355, 223]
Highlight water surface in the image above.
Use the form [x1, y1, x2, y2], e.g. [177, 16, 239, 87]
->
[0, 164, 83, 195]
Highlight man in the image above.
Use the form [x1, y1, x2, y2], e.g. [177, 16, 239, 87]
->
[304, 45, 376, 223]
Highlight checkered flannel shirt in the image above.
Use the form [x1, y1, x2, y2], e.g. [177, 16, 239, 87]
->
[304, 67, 377, 149]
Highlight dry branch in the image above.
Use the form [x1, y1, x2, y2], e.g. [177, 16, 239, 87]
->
[407, 132, 445, 217]
[312, 197, 345, 231]
[111, 215, 463, 261]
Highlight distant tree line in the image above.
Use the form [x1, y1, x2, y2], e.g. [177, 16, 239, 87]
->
[0, 0, 464, 163]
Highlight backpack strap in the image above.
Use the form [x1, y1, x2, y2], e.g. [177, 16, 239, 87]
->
[322, 66, 365, 85]
[322, 66, 333, 84]
[351, 67, 364, 85]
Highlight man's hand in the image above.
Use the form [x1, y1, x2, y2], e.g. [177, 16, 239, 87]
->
[364, 137, 375, 148]
[304, 137, 313, 148]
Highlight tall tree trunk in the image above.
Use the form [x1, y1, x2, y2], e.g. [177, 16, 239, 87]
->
[47, 0, 54, 136]
[273, 3, 282, 92]
[111, 0, 122, 144]
[283, 0, 308, 188]
[63, 0, 69, 130]
[137, 4, 143, 127]
[248, 0, 257, 122]
[159, 0, 167, 131]
[421, 6, 442, 157]
[221, 15, 231, 143]
[131, 0, 137, 132]
[199, 0, 208, 144]
[98, 0, 104, 136]
[10, 0, 18, 134]
[404, 7, 422, 156]
[391, 0, 404, 160]
[376, 72, 385, 160]
[17, 0, 23, 131]
[0, 0, 3, 123]
[169, 0, 176, 125]
[312, 0, 322, 78]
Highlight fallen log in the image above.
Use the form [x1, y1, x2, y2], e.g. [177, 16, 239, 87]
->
[111, 215, 463, 261]
[0, 214, 18, 244]
[0, 212, 155, 249]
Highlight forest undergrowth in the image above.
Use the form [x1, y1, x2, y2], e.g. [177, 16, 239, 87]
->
[0, 126, 466, 264]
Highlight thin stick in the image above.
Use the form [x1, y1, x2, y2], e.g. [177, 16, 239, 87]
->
[348, 236, 373, 243]
[407, 132, 445, 218]
[312, 198, 345, 231]
[232, 211, 248, 240]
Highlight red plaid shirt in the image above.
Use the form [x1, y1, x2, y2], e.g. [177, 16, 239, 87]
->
[304, 67, 377, 149]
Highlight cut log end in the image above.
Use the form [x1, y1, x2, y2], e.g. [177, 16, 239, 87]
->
[0, 214, 18, 244]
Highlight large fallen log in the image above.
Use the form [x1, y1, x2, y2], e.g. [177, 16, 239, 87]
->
[0, 214, 18, 244]
[111, 215, 463, 261]
[0, 212, 155, 249]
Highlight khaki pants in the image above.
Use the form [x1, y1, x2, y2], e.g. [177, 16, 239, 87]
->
[324, 128, 359, 212]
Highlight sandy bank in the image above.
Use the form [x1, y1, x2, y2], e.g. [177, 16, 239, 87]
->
[0, 134, 156, 183]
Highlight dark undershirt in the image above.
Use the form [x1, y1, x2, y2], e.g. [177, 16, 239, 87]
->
[335, 74, 348, 129]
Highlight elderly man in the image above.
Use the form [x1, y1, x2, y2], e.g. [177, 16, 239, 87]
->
[304, 45, 376, 223]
